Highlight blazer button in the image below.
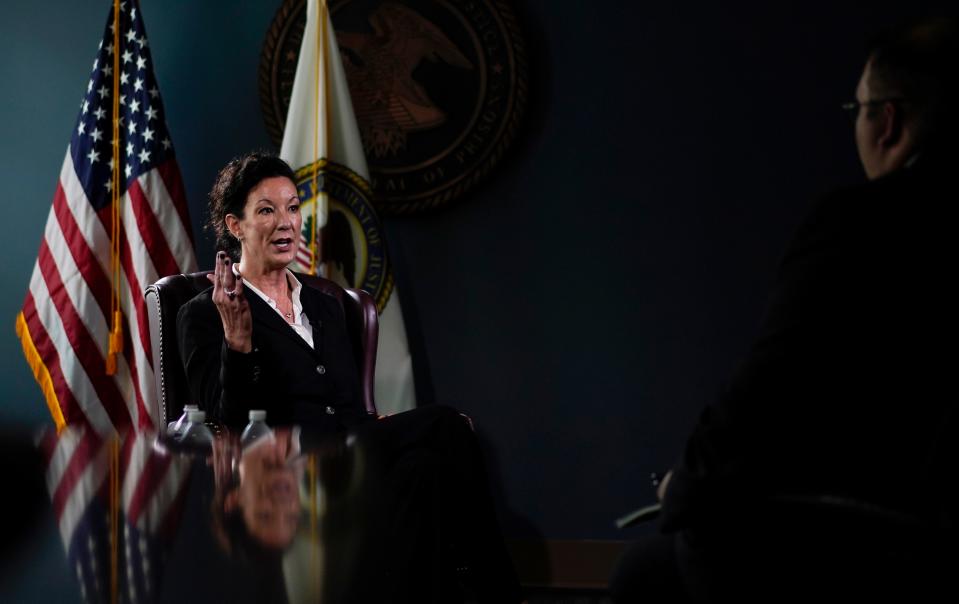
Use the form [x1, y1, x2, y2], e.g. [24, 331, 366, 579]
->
[316, 364, 326, 375]
[325, 406, 335, 415]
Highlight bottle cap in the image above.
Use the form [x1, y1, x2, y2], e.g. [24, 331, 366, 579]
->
[187, 410, 206, 423]
[249, 410, 267, 422]
[184, 404, 199, 411]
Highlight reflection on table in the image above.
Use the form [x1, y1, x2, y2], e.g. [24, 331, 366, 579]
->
[40, 422, 388, 604]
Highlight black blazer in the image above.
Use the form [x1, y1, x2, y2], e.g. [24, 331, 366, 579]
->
[661, 154, 958, 532]
[177, 279, 371, 431]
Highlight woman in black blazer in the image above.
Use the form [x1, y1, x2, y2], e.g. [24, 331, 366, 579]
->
[177, 152, 523, 604]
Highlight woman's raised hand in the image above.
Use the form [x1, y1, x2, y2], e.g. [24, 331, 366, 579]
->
[208, 251, 252, 352]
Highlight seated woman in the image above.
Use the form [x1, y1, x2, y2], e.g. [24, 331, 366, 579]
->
[177, 152, 523, 604]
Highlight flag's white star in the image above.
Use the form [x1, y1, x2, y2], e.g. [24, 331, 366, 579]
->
[120, 71, 130, 85]
[142, 127, 154, 142]
[144, 107, 158, 121]
[138, 148, 151, 163]
[137, 36, 148, 49]
[126, 142, 134, 156]
[122, 49, 133, 64]
[119, 94, 126, 106]
[105, 179, 113, 192]
[127, 121, 137, 135]
[108, 22, 115, 33]
[148, 86, 159, 99]
[100, 64, 113, 77]
[92, 57, 98, 71]
[130, 99, 140, 113]
[87, 80, 93, 93]
[136, 56, 146, 71]
[105, 42, 114, 55]
[82, 100, 90, 114]
[120, 1, 127, 11]
[98, 85, 110, 99]
[108, 157, 115, 171]
[126, 29, 137, 43]
[161, 138, 172, 150]
[77, 122, 86, 136]
[133, 78, 143, 92]
[125, 163, 133, 178]
[87, 149, 99, 164]
[93, 107, 106, 120]
[91, 128, 103, 142]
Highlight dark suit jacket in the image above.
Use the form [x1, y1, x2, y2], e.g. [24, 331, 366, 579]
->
[177, 278, 371, 430]
[661, 153, 957, 533]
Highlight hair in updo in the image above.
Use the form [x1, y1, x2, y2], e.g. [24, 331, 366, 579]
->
[206, 152, 297, 260]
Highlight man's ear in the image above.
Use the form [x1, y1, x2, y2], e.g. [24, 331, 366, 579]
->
[877, 101, 904, 148]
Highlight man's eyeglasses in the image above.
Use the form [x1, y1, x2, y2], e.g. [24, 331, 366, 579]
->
[841, 98, 906, 122]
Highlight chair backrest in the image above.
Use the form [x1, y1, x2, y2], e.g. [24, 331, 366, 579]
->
[144, 271, 378, 427]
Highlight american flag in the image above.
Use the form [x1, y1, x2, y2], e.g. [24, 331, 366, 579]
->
[39, 425, 191, 604]
[15, 0, 196, 438]
[18, 1, 195, 600]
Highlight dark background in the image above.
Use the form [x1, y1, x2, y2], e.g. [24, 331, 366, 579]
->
[0, 1, 953, 600]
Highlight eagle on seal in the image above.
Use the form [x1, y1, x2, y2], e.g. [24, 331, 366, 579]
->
[336, 2, 473, 157]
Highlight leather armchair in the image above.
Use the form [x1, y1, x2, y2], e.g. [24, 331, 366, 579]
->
[145, 271, 378, 427]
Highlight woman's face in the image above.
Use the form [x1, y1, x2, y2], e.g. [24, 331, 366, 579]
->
[226, 176, 301, 272]
[229, 430, 302, 549]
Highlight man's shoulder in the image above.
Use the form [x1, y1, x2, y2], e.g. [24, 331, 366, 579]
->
[812, 161, 946, 223]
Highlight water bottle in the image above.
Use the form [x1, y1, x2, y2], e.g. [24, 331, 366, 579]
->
[240, 409, 273, 448]
[167, 404, 199, 438]
[179, 409, 214, 447]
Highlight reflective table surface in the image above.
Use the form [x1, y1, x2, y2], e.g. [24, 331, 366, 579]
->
[39, 423, 395, 604]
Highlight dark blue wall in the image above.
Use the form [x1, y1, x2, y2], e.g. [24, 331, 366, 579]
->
[1, 3, 952, 595]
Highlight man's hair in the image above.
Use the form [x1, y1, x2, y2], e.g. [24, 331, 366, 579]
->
[206, 152, 297, 260]
[866, 18, 959, 149]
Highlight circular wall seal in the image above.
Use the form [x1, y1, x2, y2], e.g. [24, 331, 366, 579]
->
[260, 0, 528, 214]
[293, 161, 394, 312]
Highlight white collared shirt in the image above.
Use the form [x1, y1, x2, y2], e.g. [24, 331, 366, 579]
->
[236, 266, 315, 349]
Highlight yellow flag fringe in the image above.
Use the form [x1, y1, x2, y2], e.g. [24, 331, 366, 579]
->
[15, 312, 67, 432]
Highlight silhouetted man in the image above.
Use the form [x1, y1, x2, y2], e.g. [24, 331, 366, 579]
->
[612, 18, 958, 603]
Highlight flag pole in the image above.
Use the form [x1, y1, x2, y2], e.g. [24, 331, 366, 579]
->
[106, 0, 123, 376]
[309, 0, 326, 275]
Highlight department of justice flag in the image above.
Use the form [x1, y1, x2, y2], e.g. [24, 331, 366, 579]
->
[281, 0, 416, 415]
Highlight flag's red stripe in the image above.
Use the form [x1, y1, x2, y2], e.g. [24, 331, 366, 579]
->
[128, 178, 179, 279]
[38, 240, 131, 431]
[50, 430, 102, 519]
[127, 453, 169, 524]
[55, 183, 152, 429]
[87, 206, 153, 432]
[156, 159, 194, 246]
[22, 292, 86, 428]
[92, 205, 154, 370]
[116, 222, 155, 428]
[53, 182, 112, 327]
